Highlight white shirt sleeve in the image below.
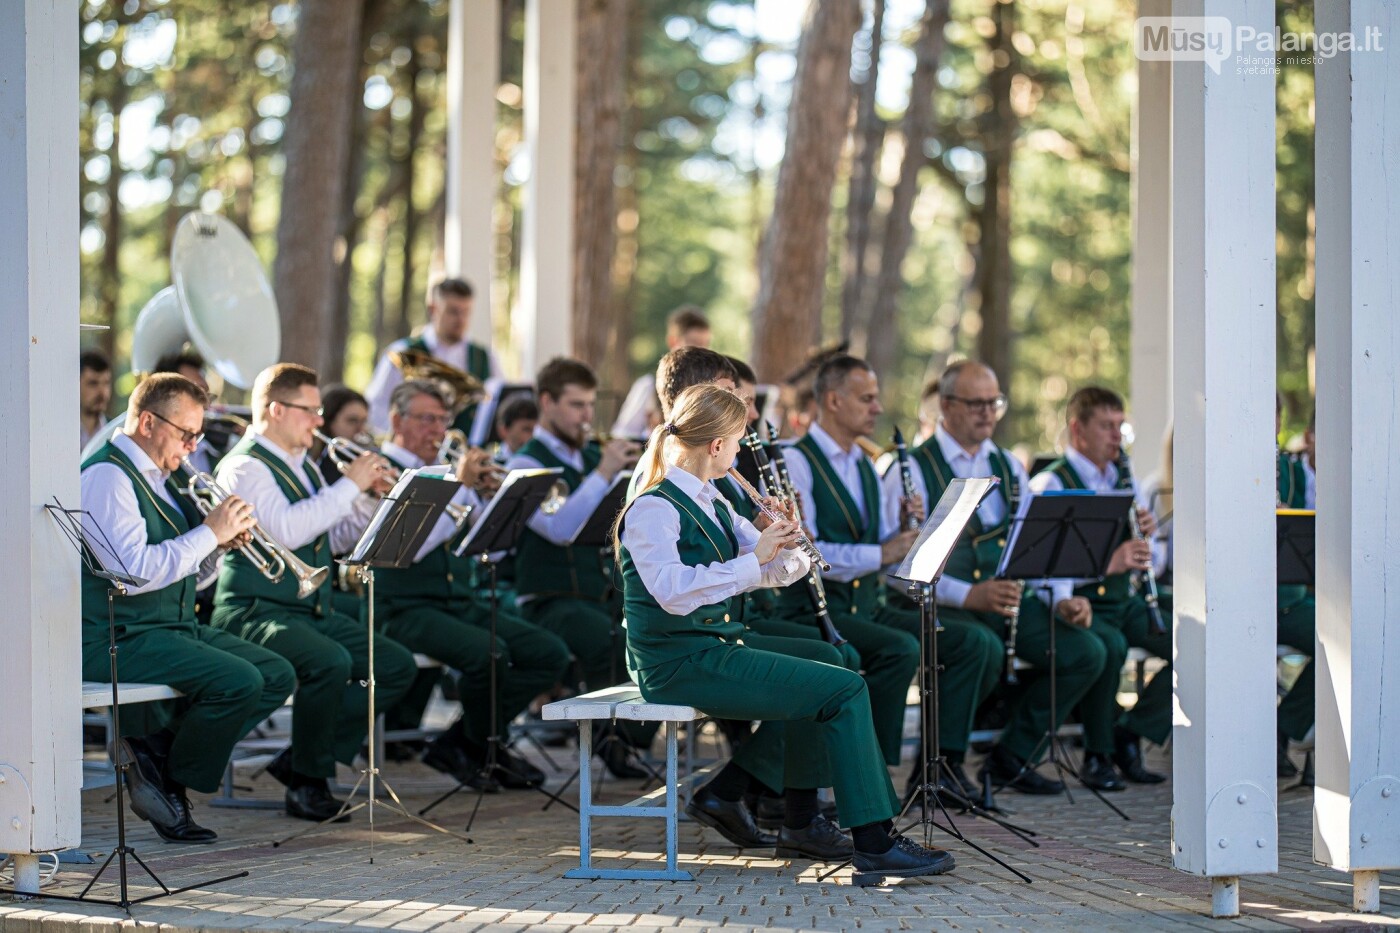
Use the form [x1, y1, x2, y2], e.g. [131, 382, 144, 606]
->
[723, 499, 811, 587]
[81, 463, 219, 595]
[216, 453, 364, 552]
[623, 496, 805, 616]
[364, 348, 406, 435]
[505, 452, 610, 545]
[782, 446, 882, 582]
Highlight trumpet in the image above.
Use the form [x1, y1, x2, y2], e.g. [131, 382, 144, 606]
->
[315, 429, 396, 479]
[725, 467, 831, 572]
[179, 457, 329, 599]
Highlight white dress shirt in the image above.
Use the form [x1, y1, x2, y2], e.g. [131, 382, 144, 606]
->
[378, 441, 482, 563]
[80, 432, 220, 596]
[216, 430, 376, 554]
[364, 324, 504, 433]
[1028, 447, 1155, 608]
[506, 426, 613, 546]
[780, 422, 890, 582]
[879, 424, 1030, 608]
[622, 464, 810, 616]
[1301, 454, 1317, 510]
[611, 373, 658, 439]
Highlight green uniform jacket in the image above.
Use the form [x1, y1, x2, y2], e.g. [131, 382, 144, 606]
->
[620, 478, 746, 675]
[1278, 450, 1311, 608]
[213, 436, 336, 617]
[80, 442, 204, 643]
[909, 438, 1020, 588]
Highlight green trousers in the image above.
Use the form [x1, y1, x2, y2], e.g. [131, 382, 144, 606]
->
[745, 611, 863, 672]
[636, 640, 901, 829]
[985, 598, 1108, 764]
[376, 597, 571, 749]
[82, 624, 296, 793]
[518, 594, 656, 748]
[1077, 593, 1172, 752]
[1276, 592, 1315, 741]
[211, 603, 417, 778]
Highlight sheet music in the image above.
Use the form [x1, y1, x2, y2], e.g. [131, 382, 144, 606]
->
[895, 477, 998, 585]
[348, 467, 460, 564]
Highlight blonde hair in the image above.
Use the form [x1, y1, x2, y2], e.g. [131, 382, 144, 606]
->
[611, 384, 748, 551]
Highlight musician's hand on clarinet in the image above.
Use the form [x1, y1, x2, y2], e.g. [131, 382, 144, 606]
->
[1055, 596, 1092, 628]
[1135, 505, 1158, 538]
[965, 579, 1024, 619]
[879, 529, 919, 566]
[205, 494, 257, 546]
[900, 493, 925, 529]
[1107, 538, 1152, 576]
[755, 519, 801, 563]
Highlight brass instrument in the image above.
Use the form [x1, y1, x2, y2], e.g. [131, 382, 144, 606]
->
[178, 457, 329, 598]
[1116, 425, 1166, 636]
[390, 346, 487, 410]
[315, 429, 471, 530]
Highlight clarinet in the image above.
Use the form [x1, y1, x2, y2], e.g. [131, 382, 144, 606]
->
[745, 425, 849, 648]
[1000, 473, 1023, 686]
[1116, 444, 1167, 636]
[892, 426, 920, 532]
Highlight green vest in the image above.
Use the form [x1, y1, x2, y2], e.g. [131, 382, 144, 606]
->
[80, 442, 203, 642]
[714, 474, 777, 616]
[405, 335, 490, 437]
[513, 436, 612, 601]
[620, 478, 745, 672]
[1047, 455, 1134, 604]
[775, 434, 884, 617]
[910, 437, 1019, 586]
[1277, 450, 1310, 607]
[370, 451, 478, 607]
[212, 436, 334, 617]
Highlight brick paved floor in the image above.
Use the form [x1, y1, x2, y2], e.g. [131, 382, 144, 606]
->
[2, 735, 1396, 932]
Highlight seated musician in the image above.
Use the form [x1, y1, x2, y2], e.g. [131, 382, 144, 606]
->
[504, 357, 647, 778]
[494, 395, 539, 462]
[364, 276, 502, 436]
[777, 355, 1000, 800]
[81, 374, 295, 842]
[617, 383, 954, 879]
[611, 305, 711, 439]
[311, 385, 372, 485]
[1030, 386, 1168, 790]
[372, 380, 570, 791]
[212, 364, 418, 822]
[879, 361, 1106, 795]
[1274, 398, 1316, 776]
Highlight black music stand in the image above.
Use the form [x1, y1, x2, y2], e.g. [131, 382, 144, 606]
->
[1277, 509, 1315, 587]
[418, 468, 571, 826]
[0, 501, 248, 910]
[993, 490, 1133, 820]
[274, 472, 473, 857]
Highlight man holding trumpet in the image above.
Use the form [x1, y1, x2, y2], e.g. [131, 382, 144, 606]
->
[80, 374, 296, 842]
[211, 363, 418, 822]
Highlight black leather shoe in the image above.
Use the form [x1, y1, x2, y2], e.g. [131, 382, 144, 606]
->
[685, 785, 776, 849]
[979, 744, 1065, 795]
[264, 747, 293, 788]
[150, 794, 217, 844]
[285, 783, 351, 823]
[754, 795, 785, 830]
[423, 739, 499, 793]
[495, 748, 546, 789]
[853, 833, 956, 882]
[776, 816, 852, 862]
[1113, 727, 1166, 784]
[1276, 730, 1299, 778]
[1080, 752, 1126, 791]
[597, 736, 648, 780]
[116, 737, 179, 829]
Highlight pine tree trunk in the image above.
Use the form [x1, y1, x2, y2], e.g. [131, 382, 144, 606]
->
[865, 0, 949, 381]
[573, 0, 629, 391]
[397, 53, 426, 342]
[751, 0, 862, 384]
[975, 0, 1017, 382]
[273, 0, 365, 374]
[839, 0, 885, 346]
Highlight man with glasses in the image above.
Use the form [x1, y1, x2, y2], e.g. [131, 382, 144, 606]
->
[1031, 386, 1168, 790]
[881, 361, 1106, 796]
[211, 363, 418, 822]
[371, 380, 570, 792]
[80, 374, 296, 842]
[775, 355, 1001, 802]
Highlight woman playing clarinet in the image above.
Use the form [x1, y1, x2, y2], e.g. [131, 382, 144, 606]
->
[613, 383, 955, 881]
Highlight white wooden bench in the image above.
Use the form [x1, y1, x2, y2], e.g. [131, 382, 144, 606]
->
[543, 685, 701, 881]
[81, 680, 182, 791]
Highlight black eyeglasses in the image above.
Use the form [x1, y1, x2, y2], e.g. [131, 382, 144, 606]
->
[148, 409, 205, 446]
[275, 400, 325, 417]
[946, 394, 1009, 417]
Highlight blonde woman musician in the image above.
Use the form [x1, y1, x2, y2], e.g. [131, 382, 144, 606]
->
[614, 384, 955, 880]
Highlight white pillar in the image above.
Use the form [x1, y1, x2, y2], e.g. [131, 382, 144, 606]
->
[1313, 1, 1400, 913]
[445, 0, 499, 351]
[1130, 0, 1172, 480]
[517, 0, 576, 378]
[0, 0, 84, 885]
[1168, 1, 1278, 916]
